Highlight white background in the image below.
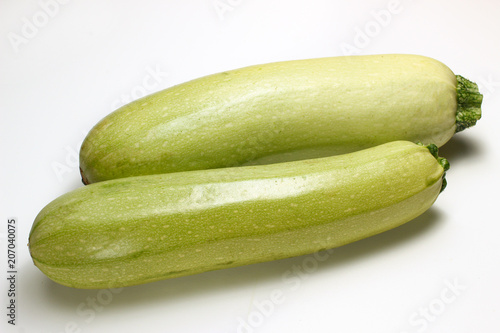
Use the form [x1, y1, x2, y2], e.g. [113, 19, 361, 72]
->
[1, 0, 499, 332]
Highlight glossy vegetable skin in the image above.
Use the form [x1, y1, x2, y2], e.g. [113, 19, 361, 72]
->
[79, 54, 479, 183]
[30, 141, 449, 289]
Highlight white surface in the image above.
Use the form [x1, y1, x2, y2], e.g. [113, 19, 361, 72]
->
[1, 0, 499, 332]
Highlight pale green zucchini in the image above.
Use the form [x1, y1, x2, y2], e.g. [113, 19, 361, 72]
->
[79, 54, 480, 184]
[30, 141, 449, 289]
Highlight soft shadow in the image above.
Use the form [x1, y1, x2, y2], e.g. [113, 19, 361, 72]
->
[438, 132, 484, 163]
[36, 207, 443, 311]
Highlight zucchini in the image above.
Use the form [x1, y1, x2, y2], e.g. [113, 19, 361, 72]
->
[79, 54, 480, 184]
[30, 141, 449, 289]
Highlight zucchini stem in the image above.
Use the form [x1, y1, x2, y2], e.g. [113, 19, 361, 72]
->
[425, 144, 449, 193]
[455, 75, 483, 132]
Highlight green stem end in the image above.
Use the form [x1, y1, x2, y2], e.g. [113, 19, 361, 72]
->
[455, 75, 483, 132]
[424, 143, 450, 193]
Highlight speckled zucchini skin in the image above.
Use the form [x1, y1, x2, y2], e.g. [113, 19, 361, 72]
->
[79, 54, 478, 184]
[31, 141, 447, 289]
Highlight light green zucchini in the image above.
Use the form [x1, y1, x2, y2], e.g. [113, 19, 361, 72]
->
[79, 54, 480, 184]
[30, 141, 449, 289]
